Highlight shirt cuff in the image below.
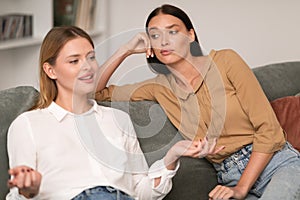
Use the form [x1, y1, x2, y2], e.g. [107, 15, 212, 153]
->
[6, 187, 39, 200]
[148, 158, 180, 190]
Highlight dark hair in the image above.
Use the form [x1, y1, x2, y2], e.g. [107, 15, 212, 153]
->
[145, 4, 203, 74]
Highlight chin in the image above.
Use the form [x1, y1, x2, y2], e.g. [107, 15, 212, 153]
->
[75, 85, 95, 95]
[158, 55, 183, 65]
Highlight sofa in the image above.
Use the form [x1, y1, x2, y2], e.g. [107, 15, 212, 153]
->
[0, 61, 299, 200]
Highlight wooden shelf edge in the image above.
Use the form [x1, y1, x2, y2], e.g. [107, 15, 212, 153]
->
[0, 27, 105, 51]
[0, 37, 43, 50]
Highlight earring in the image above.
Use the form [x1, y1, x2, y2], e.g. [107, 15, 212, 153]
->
[190, 41, 203, 57]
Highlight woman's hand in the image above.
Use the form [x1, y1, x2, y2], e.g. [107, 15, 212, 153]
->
[123, 32, 153, 58]
[96, 32, 154, 92]
[209, 185, 248, 200]
[7, 165, 42, 198]
[198, 137, 225, 158]
[164, 137, 225, 170]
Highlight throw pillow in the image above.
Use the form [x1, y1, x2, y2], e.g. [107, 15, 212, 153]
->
[270, 95, 300, 152]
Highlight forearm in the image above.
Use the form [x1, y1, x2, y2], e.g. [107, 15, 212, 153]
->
[236, 151, 273, 192]
[135, 158, 179, 199]
[153, 156, 179, 187]
[96, 46, 131, 92]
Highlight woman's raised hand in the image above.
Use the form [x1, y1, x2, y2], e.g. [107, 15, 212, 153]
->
[7, 165, 42, 198]
[164, 138, 225, 170]
[123, 32, 153, 58]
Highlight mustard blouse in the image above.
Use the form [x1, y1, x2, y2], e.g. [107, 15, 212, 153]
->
[95, 49, 286, 163]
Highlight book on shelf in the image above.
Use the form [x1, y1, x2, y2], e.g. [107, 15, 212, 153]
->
[0, 14, 33, 41]
[53, 0, 97, 31]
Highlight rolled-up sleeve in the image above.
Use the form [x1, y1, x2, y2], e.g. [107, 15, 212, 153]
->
[224, 49, 285, 153]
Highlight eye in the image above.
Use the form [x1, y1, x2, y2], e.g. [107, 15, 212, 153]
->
[69, 59, 79, 64]
[169, 30, 178, 35]
[150, 33, 160, 39]
[87, 54, 96, 62]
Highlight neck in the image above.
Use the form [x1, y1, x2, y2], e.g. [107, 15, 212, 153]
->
[168, 55, 208, 90]
[55, 93, 92, 114]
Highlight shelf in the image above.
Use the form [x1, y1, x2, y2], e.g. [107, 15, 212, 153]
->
[0, 27, 105, 51]
[0, 37, 43, 50]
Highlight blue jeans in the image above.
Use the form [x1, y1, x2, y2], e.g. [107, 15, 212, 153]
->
[72, 186, 134, 200]
[213, 142, 300, 199]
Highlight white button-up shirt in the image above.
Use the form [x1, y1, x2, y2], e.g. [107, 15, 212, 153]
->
[6, 100, 178, 200]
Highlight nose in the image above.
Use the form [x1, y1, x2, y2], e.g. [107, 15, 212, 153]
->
[161, 32, 169, 46]
[81, 59, 92, 71]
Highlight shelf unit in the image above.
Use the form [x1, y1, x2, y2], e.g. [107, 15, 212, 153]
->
[0, 28, 105, 50]
[0, 0, 52, 50]
[0, 0, 108, 90]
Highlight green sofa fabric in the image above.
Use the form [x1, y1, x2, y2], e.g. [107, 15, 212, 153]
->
[0, 61, 299, 200]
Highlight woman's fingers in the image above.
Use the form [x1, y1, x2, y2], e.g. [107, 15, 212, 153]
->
[24, 169, 33, 188]
[208, 137, 217, 153]
[8, 166, 39, 189]
[15, 168, 26, 188]
[209, 185, 234, 200]
[212, 145, 226, 155]
[172, 138, 225, 159]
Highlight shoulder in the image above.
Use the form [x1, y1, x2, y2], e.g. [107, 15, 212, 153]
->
[210, 49, 242, 60]
[210, 49, 248, 71]
[8, 109, 44, 137]
[10, 109, 43, 125]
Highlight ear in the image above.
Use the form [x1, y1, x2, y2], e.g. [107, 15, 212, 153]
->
[43, 62, 57, 79]
[188, 29, 196, 42]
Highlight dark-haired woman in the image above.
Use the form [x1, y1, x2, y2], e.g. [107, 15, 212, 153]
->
[95, 4, 300, 200]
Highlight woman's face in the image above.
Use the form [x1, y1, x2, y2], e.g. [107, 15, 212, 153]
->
[45, 37, 98, 97]
[148, 14, 194, 65]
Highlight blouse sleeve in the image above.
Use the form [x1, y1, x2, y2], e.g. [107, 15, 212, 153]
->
[6, 114, 38, 199]
[224, 49, 285, 153]
[122, 112, 179, 200]
[95, 78, 158, 102]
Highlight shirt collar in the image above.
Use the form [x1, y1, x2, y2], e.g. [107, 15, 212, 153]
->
[167, 50, 216, 100]
[47, 99, 101, 122]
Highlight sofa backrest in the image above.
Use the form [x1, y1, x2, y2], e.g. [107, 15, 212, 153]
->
[253, 61, 300, 101]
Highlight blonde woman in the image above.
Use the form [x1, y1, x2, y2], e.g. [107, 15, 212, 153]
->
[6, 26, 217, 200]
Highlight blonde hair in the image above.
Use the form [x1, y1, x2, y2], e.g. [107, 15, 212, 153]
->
[32, 26, 94, 109]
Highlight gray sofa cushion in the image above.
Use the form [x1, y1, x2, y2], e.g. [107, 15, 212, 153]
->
[253, 61, 300, 101]
[0, 86, 39, 200]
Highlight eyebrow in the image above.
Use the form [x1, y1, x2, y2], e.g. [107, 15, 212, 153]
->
[66, 50, 95, 58]
[148, 24, 179, 31]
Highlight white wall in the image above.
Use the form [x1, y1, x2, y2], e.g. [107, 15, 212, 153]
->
[1, 0, 300, 90]
[103, 0, 300, 86]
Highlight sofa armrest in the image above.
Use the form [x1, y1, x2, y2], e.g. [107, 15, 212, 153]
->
[0, 86, 39, 199]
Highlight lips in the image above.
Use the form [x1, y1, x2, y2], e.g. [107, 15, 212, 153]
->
[78, 73, 94, 82]
[160, 49, 173, 56]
